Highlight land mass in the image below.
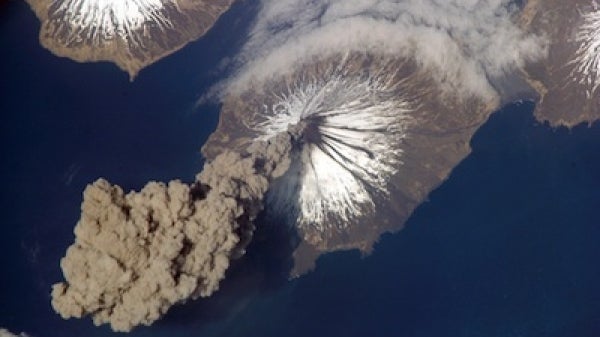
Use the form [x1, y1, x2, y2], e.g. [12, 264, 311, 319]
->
[521, 0, 600, 127]
[202, 53, 498, 276]
[26, 0, 234, 80]
[204, 1, 600, 275]
[40, 0, 600, 282]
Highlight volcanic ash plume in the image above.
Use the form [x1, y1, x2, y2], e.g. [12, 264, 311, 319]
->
[51, 132, 294, 332]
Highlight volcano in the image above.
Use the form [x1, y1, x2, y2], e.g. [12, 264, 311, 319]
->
[521, 0, 600, 127]
[27, 0, 234, 79]
[203, 52, 496, 275]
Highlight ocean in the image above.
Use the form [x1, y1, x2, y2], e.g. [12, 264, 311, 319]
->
[1, 1, 599, 337]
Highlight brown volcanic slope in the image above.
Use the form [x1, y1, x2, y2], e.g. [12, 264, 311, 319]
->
[521, 0, 600, 127]
[27, 0, 234, 80]
[203, 53, 498, 276]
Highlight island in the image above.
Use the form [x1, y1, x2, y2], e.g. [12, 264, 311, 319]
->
[202, 0, 600, 275]
[202, 52, 498, 276]
[26, 0, 235, 80]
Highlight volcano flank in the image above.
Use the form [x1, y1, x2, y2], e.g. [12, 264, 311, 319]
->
[521, 0, 600, 127]
[203, 52, 498, 275]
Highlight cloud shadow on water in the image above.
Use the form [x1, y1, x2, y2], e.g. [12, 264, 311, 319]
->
[157, 211, 300, 330]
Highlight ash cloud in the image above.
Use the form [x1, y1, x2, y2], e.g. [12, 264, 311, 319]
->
[220, 0, 547, 99]
[51, 132, 294, 332]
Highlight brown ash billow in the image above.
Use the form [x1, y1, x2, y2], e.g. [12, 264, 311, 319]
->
[51, 132, 295, 332]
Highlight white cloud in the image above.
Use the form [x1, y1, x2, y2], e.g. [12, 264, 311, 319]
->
[220, 0, 547, 99]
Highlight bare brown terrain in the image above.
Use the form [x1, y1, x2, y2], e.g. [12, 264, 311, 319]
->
[202, 53, 498, 276]
[521, 0, 600, 127]
[27, 0, 234, 80]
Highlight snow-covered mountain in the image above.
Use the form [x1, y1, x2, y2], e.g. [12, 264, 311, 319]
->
[27, 0, 234, 79]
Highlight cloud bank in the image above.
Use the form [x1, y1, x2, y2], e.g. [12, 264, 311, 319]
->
[222, 0, 547, 99]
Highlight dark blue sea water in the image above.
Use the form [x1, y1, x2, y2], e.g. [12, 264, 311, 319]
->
[1, 2, 599, 337]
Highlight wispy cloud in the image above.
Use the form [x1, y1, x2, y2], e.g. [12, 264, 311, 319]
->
[221, 0, 547, 99]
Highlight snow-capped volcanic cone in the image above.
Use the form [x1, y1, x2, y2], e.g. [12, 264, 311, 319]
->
[203, 53, 496, 275]
[27, 0, 234, 79]
[521, 0, 600, 127]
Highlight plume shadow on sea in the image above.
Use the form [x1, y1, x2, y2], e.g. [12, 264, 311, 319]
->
[156, 212, 300, 329]
[152, 0, 301, 328]
[0, 0, 268, 334]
